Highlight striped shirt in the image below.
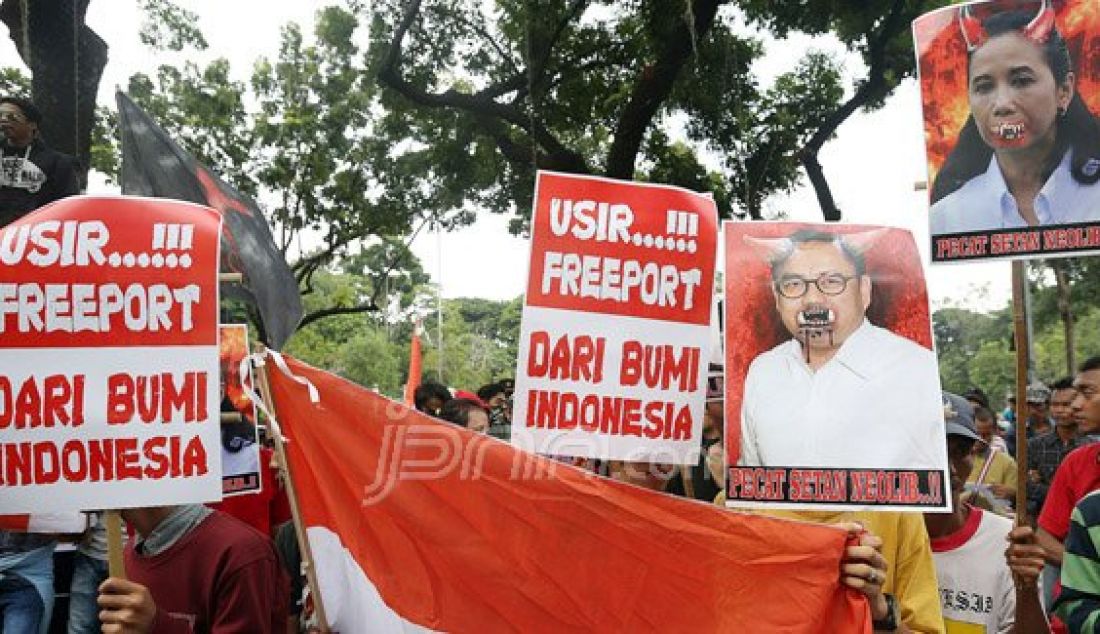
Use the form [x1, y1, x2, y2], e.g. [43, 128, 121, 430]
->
[1054, 490, 1100, 632]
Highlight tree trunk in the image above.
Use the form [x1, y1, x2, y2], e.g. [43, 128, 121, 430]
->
[1054, 262, 1075, 376]
[0, 0, 108, 187]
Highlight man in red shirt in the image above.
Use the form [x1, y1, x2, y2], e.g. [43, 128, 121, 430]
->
[97, 504, 288, 633]
[1037, 356, 1100, 632]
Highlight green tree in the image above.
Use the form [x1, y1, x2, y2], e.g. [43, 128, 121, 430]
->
[370, 0, 856, 225]
[420, 296, 523, 389]
[106, 5, 444, 329]
[738, 0, 952, 220]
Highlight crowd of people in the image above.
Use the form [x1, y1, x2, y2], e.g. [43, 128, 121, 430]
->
[6, 79, 1100, 633]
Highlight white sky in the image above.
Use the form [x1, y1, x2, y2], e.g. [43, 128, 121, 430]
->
[0, 0, 1011, 312]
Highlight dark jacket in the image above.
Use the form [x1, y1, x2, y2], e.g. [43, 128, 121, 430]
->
[0, 138, 80, 225]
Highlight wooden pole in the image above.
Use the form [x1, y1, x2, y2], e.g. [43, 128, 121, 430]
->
[1011, 261, 1031, 524]
[251, 344, 331, 631]
[105, 510, 126, 579]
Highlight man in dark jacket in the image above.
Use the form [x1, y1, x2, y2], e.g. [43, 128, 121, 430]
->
[0, 96, 80, 225]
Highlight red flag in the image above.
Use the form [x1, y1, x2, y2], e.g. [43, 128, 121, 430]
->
[0, 513, 86, 533]
[403, 319, 423, 406]
[267, 354, 871, 633]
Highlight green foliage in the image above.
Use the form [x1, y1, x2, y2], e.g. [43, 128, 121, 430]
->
[739, 0, 952, 111]
[138, 0, 209, 52]
[420, 296, 523, 389]
[367, 0, 854, 225]
[0, 67, 30, 97]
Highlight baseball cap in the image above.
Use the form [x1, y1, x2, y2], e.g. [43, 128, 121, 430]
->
[1026, 382, 1051, 404]
[943, 392, 980, 442]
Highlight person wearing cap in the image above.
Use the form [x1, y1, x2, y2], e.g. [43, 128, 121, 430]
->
[0, 96, 79, 225]
[1037, 357, 1100, 633]
[1028, 377, 1090, 520]
[1007, 382, 1055, 458]
[925, 392, 1050, 634]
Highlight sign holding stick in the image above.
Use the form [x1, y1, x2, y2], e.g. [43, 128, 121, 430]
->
[512, 172, 718, 464]
[0, 195, 223, 513]
[251, 345, 330, 631]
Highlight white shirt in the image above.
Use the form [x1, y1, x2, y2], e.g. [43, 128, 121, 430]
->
[739, 320, 946, 469]
[931, 507, 1016, 634]
[930, 151, 1100, 235]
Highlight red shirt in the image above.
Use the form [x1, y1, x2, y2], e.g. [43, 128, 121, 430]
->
[1038, 443, 1100, 540]
[125, 511, 289, 633]
[209, 448, 291, 536]
[1037, 443, 1100, 634]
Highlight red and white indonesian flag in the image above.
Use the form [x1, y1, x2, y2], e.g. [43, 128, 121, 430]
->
[0, 196, 223, 513]
[267, 353, 871, 632]
[0, 513, 85, 533]
[513, 172, 719, 464]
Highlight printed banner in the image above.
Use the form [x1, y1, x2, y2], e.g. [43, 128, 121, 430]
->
[914, 0, 1100, 262]
[0, 196, 223, 513]
[512, 172, 718, 464]
[724, 223, 949, 511]
[219, 324, 262, 497]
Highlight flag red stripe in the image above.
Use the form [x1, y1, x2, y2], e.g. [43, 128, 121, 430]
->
[270, 355, 870, 632]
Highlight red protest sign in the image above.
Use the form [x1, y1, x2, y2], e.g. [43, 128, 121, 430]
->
[0, 196, 223, 513]
[513, 172, 718, 464]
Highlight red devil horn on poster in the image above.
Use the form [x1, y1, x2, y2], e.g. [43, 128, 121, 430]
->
[959, 4, 987, 51]
[742, 235, 793, 263]
[960, 0, 1055, 52]
[1023, 0, 1055, 44]
[838, 228, 889, 256]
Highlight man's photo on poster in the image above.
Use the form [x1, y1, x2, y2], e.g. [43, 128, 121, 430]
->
[915, 0, 1100, 260]
[723, 223, 949, 510]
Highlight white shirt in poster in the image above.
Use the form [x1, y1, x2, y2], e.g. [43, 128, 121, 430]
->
[738, 320, 944, 469]
[931, 507, 1016, 634]
[930, 152, 1100, 235]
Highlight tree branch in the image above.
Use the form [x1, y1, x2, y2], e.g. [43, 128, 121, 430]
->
[604, 0, 725, 178]
[378, 0, 588, 173]
[798, 0, 910, 221]
[298, 300, 379, 329]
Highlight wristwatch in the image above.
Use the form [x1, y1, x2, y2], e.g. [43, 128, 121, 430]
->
[872, 593, 899, 632]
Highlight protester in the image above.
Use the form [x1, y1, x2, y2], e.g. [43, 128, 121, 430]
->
[440, 395, 490, 434]
[738, 229, 943, 469]
[963, 386, 990, 410]
[0, 96, 80, 225]
[1008, 382, 1054, 458]
[925, 392, 1048, 633]
[1037, 357, 1100, 633]
[478, 381, 512, 440]
[929, 4, 1100, 233]
[209, 446, 292, 537]
[413, 382, 451, 416]
[0, 530, 56, 634]
[97, 504, 288, 632]
[68, 513, 108, 634]
[608, 461, 675, 492]
[967, 406, 1017, 513]
[1053, 489, 1100, 632]
[1028, 377, 1088, 519]
[273, 520, 306, 634]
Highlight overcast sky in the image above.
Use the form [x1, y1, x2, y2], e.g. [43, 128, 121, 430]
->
[0, 0, 1012, 311]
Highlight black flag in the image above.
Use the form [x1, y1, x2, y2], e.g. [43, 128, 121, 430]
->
[116, 91, 302, 349]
